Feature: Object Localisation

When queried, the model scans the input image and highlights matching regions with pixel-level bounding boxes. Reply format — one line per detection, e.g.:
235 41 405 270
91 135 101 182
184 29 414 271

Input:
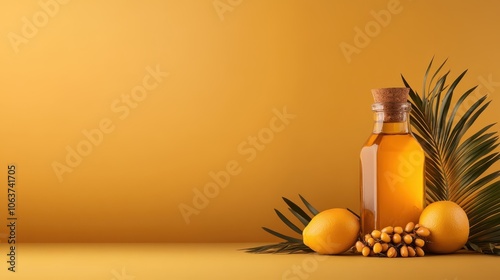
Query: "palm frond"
243 195 319 254
282 197 312 223
402 59 500 255
299 194 319 216
241 242 313 254
274 209 302 235
262 227 303 243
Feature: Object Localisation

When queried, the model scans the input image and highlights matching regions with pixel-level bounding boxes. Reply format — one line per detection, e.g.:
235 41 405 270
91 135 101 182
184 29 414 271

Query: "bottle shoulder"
361 133 423 152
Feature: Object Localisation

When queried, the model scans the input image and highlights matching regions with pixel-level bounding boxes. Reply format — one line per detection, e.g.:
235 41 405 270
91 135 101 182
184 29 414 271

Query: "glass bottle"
360 88 425 234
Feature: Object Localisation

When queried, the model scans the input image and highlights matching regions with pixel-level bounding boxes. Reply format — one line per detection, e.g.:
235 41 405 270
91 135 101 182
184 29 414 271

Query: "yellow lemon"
302 208 360 254
418 201 469 254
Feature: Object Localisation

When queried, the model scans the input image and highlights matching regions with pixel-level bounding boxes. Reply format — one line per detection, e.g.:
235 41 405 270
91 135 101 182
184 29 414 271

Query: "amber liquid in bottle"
360 102 425 234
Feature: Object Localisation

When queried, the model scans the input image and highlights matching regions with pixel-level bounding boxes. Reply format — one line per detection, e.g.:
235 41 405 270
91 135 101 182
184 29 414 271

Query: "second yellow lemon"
419 201 469 254
303 208 360 254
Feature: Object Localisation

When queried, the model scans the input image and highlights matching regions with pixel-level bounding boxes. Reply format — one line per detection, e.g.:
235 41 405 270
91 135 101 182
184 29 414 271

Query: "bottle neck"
372 103 411 134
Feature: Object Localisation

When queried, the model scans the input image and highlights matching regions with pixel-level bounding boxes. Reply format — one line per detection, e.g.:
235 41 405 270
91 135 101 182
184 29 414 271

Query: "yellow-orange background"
0 0 499 243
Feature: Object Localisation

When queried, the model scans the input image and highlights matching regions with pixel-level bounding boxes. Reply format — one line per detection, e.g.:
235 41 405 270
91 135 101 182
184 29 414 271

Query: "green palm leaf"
402 59 500 255
242 195 318 254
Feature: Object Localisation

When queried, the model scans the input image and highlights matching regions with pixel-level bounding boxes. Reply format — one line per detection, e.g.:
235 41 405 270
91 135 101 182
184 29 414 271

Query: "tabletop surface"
0 243 498 280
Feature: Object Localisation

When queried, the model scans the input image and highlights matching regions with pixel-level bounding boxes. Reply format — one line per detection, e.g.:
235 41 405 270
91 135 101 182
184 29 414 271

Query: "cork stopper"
371 87 410 122
371 87 409 103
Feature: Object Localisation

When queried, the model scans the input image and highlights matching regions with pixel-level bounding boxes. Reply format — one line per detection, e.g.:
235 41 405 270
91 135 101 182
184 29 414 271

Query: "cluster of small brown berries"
355 222 430 258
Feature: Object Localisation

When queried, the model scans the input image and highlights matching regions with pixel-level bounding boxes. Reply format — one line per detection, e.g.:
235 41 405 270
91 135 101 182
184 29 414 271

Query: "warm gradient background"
0 0 499 243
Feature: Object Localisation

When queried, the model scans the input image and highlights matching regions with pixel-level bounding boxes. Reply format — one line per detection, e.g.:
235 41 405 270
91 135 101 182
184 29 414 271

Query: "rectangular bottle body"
360 133 425 233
